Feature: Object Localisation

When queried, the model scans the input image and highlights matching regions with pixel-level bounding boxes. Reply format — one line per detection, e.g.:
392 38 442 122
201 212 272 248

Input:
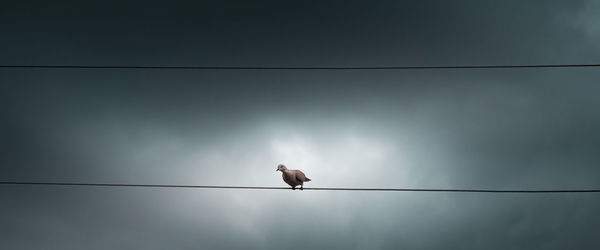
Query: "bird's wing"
295 170 309 182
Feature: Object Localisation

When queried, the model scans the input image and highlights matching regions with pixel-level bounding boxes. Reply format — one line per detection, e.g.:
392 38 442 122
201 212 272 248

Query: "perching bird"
276 164 311 190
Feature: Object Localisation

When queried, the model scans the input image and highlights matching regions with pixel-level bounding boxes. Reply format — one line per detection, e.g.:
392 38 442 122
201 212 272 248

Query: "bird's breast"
282 171 300 186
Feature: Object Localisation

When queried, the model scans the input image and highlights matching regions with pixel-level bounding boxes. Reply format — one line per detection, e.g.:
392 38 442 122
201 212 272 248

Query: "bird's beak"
275 169 279 172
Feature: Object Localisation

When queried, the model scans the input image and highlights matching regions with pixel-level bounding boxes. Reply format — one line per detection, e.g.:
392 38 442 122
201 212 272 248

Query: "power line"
1 181 598 193
1 63 600 70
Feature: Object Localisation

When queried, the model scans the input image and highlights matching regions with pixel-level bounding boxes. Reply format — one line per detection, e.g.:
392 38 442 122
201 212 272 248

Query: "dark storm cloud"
0 0 595 65
2 1 600 249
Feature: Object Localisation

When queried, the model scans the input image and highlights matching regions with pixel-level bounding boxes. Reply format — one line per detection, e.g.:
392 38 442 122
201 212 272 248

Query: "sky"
1 0 600 249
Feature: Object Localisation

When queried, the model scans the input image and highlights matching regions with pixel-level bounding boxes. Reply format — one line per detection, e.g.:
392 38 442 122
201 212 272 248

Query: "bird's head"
276 164 288 172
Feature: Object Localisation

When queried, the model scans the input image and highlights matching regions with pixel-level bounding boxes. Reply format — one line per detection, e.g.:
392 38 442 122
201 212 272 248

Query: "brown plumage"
276 164 311 190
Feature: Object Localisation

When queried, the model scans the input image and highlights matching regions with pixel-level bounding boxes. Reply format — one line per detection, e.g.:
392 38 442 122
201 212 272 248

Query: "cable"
1 63 600 70
1 181 598 193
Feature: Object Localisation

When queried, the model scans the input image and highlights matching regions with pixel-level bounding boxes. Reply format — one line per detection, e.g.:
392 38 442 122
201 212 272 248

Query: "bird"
276 164 311 190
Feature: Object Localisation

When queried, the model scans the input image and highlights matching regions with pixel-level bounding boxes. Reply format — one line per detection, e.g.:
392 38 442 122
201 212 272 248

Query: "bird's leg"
300 184 303 190
292 186 295 190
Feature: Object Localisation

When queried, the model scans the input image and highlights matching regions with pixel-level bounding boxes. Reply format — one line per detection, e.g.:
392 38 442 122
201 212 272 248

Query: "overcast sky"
2 1 600 249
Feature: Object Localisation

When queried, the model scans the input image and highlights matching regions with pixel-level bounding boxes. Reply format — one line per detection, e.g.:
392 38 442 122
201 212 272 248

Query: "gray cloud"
2 1 600 249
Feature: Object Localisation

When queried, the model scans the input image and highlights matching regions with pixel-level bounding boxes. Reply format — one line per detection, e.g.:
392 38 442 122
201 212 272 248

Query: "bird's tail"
305 178 311 182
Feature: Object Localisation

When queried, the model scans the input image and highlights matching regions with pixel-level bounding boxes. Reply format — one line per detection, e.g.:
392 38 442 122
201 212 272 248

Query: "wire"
1 63 600 70
1 181 598 193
